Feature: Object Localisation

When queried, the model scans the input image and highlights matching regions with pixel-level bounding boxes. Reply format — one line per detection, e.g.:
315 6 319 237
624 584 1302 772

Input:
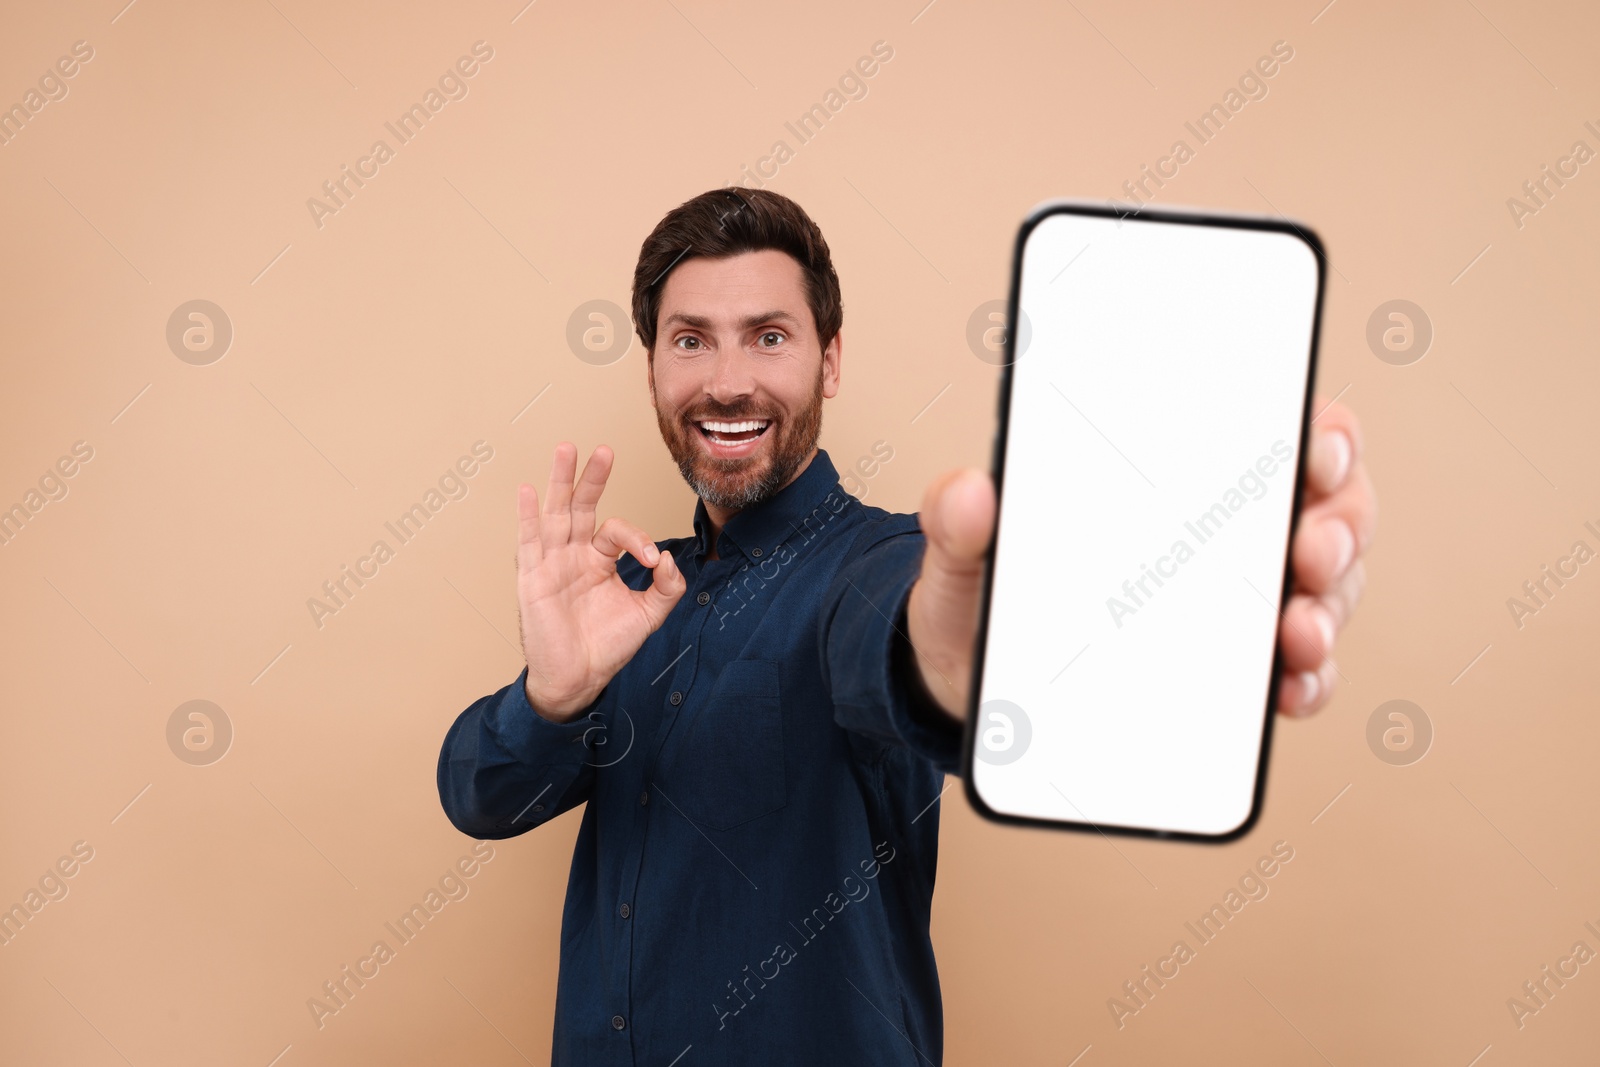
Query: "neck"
701 447 818 557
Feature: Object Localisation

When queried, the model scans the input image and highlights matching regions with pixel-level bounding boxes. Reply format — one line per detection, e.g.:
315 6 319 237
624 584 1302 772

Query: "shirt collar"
692 449 843 564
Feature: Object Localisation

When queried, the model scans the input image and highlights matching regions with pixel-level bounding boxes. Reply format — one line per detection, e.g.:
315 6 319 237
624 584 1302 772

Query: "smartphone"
963 200 1325 842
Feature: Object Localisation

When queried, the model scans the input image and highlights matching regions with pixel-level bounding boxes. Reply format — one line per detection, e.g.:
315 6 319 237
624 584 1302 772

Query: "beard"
655 367 824 511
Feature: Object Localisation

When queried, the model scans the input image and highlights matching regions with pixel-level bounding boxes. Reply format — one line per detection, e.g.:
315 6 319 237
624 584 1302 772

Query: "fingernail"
1312 602 1337 657
1327 519 1355 578
1295 670 1320 708
1323 430 1352 489
646 545 660 564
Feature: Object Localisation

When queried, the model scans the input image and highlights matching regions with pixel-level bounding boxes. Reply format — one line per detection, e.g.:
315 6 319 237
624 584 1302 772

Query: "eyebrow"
662 309 803 332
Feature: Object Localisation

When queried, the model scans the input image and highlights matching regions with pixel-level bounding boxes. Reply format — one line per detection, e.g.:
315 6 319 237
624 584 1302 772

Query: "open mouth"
694 418 771 449
694 419 774 457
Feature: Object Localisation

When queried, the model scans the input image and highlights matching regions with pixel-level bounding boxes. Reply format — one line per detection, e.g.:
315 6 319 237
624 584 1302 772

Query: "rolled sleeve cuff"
437 667 610 837
483 666 605 765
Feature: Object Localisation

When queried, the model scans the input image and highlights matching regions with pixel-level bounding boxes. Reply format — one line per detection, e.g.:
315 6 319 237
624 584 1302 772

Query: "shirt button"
639 790 649 806
669 691 683 706
611 1014 626 1031
532 804 545 813
696 591 710 605
751 547 763 557
619 902 631 919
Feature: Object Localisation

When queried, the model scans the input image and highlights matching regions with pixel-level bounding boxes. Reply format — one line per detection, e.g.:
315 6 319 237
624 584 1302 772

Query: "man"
436 188 1375 1064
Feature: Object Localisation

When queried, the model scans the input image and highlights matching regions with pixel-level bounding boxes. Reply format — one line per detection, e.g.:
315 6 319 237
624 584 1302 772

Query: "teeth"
697 419 769 434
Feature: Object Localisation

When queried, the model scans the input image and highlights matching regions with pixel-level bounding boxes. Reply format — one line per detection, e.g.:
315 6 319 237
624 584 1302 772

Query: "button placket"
612 585 717 1049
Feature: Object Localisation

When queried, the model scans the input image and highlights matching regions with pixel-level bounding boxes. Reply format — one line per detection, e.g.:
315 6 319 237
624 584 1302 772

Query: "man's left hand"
905 396 1377 721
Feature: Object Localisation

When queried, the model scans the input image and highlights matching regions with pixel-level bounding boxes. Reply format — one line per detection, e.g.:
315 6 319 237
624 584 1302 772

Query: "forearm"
821 524 965 775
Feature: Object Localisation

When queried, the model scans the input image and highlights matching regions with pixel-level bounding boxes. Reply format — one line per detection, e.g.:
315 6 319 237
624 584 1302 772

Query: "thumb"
637 547 686 626
920 467 996 575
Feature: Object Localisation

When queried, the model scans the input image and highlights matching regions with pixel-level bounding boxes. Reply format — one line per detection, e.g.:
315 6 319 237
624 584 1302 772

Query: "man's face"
648 249 841 510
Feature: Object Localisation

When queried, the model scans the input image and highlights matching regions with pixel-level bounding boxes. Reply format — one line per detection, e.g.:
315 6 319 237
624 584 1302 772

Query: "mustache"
686 409 775 423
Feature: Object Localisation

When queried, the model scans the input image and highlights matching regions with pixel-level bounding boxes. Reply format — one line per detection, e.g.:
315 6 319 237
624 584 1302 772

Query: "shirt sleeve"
436 666 607 839
819 518 967 776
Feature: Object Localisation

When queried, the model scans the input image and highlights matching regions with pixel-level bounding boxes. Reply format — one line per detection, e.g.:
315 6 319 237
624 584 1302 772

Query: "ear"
822 329 842 399
646 349 655 406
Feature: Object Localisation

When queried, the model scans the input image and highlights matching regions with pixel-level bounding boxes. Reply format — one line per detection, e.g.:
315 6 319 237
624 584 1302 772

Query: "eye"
675 335 703 351
758 330 785 347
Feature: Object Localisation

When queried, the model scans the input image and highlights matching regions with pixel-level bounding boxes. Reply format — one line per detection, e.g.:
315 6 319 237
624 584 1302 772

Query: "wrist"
893 612 965 728
523 677 589 724
903 581 967 724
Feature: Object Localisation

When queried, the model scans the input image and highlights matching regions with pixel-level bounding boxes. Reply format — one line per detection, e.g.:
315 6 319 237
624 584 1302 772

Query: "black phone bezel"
959 199 1328 845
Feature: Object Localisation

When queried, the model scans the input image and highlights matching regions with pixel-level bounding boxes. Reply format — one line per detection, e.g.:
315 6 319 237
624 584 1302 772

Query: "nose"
705 346 756 409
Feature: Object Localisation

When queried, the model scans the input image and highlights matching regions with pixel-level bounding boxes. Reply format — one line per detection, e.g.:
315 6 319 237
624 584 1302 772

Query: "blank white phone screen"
973 209 1319 837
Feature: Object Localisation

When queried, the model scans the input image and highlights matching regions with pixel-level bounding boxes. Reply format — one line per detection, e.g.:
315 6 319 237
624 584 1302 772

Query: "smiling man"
436 188 1375 1065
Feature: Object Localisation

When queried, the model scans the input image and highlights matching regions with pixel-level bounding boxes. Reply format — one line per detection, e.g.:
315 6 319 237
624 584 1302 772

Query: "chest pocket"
661 658 787 831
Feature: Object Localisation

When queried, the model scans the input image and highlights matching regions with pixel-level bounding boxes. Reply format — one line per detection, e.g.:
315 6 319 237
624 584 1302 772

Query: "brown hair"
631 187 842 358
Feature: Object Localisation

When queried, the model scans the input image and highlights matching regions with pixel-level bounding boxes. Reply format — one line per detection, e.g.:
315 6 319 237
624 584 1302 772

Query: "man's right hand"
517 442 686 721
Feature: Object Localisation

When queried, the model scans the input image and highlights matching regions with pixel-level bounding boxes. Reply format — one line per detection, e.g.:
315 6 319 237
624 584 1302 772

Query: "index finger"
1305 398 1364 500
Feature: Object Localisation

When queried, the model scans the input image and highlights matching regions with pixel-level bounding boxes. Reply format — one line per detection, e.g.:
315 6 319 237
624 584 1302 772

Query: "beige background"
2 0 1597 1063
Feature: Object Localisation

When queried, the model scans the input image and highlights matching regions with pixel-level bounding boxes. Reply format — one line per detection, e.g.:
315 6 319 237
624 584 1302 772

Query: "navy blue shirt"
437 448 965 1065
